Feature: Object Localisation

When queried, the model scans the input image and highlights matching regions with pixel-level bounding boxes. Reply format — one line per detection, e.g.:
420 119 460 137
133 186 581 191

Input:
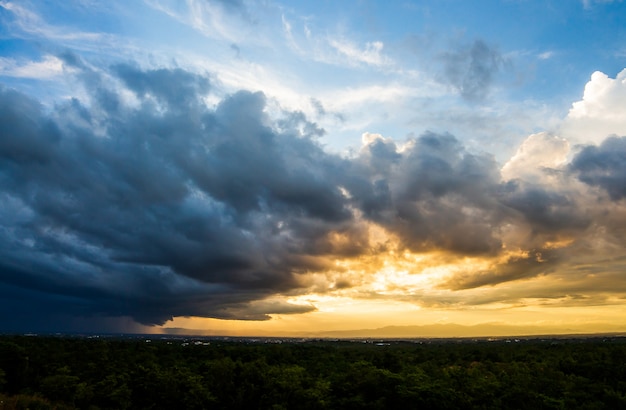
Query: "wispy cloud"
328 37 393 68
0 55 67 79
144 0 256 44
582 0 624 9
0 1 105 42
537 51 554 60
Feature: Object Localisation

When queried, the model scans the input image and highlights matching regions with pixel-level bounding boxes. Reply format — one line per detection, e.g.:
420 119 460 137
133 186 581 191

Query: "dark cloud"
440 39 506 101
499 180 591 234
570 136 626 200
210 0 254 22
309 97 345 122
347 132 505 255
1 60 625 332
442 247 562 290
113 63 210 110
310 98 326 117
0 64 352 328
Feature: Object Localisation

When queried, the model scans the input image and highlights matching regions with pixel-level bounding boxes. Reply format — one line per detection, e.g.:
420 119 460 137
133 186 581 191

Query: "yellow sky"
161 223 626 337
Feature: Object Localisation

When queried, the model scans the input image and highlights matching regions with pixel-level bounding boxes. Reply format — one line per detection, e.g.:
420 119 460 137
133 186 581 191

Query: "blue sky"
3 0 625 157
1 1 626 335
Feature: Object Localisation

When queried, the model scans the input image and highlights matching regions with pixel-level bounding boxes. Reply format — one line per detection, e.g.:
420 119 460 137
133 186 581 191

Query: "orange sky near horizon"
3 1 626 336
159 220 626 338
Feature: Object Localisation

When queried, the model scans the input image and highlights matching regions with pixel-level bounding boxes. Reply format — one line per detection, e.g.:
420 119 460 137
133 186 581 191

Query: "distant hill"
162 322 626 339
312 323 622 338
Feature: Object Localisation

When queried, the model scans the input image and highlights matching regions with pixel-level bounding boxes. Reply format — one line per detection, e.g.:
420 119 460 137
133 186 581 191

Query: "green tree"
39 366 80 405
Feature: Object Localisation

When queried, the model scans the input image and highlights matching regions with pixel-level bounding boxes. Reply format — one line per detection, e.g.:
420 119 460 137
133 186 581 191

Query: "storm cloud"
570 136 626 200
1 60 626 331
0 62 352 327
347 132 505 255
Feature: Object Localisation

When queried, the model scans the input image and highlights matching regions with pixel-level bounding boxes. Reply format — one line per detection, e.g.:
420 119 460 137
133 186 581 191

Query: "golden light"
160 222 626 337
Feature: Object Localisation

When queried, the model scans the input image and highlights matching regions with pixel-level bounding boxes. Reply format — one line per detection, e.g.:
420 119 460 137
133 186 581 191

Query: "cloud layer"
2 56 626 331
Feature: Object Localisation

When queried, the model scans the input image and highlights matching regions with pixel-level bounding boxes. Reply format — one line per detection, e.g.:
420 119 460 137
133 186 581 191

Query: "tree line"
0 335 625 409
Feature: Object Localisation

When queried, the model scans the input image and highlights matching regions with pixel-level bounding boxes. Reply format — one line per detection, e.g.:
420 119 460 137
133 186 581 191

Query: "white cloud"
503 68 626 183
144 0 266 46
561 69 626 144
537 51 554 60
0 1 104 41
279 19 394 70
582 0 623 9
501 132 570 182
328 38 392 68
0 56 68 79
281 14 301 52
326 83 410 108
317 83 414 134
145 0 233 41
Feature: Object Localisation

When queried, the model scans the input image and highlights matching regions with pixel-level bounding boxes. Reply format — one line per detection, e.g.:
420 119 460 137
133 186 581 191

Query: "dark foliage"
0 335 625 409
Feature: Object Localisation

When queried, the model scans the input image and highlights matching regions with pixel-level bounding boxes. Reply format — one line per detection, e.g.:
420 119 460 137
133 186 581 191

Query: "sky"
1 0 626 337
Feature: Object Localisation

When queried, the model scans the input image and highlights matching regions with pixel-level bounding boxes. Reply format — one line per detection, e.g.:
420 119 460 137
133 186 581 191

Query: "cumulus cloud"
570 136 626 200
347 132 505 255
501 132 570 182
2 57 626 331
441 247 562 290
0 61 353 328
561 69 626 144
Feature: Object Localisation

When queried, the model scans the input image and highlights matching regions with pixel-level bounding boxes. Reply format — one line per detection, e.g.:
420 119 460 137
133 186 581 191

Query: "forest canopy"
0 335 625 409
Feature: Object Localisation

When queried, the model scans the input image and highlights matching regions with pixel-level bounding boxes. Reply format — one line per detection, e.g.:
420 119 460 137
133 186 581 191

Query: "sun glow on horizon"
2 0 626 336
161 237 626 337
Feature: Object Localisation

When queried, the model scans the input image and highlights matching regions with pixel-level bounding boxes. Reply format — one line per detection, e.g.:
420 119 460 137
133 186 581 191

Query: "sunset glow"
1 0 626 337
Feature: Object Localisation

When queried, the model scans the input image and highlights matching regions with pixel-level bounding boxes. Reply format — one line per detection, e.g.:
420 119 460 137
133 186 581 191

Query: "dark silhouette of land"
1 333 626 409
